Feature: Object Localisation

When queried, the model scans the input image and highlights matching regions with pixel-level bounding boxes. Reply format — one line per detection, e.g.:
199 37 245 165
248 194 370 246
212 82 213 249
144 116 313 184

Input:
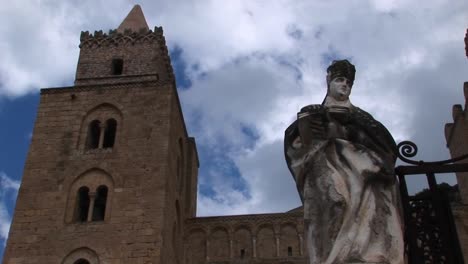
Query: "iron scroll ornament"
397 140 468 165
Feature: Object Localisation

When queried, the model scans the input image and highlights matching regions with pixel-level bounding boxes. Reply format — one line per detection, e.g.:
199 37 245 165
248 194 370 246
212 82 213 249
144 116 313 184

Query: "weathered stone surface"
284 60 404 264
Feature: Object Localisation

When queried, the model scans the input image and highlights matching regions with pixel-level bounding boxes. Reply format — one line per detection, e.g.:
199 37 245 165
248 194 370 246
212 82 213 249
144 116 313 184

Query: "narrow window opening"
103 119 117 148
86 120 101 149
111 58 124 75
74 259 90 264
288 246 293 256
75 187 90 222
92 185 108 221
240 249 245 259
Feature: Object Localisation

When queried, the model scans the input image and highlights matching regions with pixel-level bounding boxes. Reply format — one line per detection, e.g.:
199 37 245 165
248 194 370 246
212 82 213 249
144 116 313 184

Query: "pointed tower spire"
117 5 149 33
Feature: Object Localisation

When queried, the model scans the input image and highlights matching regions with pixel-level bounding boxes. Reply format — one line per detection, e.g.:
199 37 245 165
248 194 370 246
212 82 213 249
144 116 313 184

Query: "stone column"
298 233 304 256
252 236 257 258
98 123 106 148
206 240 210 261
275 234 280 257
87 192 96 222
229 239 233 259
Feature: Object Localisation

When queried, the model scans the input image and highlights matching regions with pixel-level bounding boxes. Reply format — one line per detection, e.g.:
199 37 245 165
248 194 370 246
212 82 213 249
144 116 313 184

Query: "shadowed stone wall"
445 82 468 264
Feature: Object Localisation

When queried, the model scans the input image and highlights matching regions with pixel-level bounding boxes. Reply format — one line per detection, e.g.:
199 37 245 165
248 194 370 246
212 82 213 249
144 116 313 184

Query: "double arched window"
67 169 114 224
85 119 117 150
75 185 109 222
80 103 122 152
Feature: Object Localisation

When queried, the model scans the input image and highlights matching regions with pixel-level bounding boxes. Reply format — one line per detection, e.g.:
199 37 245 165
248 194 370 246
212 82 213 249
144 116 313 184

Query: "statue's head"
326 60 356 101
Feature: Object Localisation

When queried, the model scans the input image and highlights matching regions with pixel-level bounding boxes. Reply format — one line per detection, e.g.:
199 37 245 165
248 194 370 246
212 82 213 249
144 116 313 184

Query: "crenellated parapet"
75 25 175 86
79 27 164 49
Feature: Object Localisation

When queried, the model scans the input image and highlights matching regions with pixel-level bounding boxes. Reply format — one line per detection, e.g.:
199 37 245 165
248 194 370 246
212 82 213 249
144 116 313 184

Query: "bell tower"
3 5 198 264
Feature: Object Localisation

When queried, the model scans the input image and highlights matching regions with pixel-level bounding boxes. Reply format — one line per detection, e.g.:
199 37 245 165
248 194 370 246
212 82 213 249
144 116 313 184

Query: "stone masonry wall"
3 81 183 263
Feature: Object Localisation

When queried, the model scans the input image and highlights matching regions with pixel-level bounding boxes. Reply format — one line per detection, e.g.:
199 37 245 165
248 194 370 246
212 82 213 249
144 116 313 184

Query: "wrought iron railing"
396 141 466 264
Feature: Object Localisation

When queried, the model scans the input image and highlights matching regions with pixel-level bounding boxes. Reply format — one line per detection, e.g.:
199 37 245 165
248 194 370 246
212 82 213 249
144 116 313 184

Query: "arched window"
103 119 117 148
66 169 114 224
74 259 90 264
75 187 90 222
92 185 108 221
86 120 101 149
80 103 122 151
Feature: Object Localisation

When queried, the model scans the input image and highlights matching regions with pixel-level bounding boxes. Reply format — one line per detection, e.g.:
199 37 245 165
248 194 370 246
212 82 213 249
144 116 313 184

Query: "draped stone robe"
284 103 404 264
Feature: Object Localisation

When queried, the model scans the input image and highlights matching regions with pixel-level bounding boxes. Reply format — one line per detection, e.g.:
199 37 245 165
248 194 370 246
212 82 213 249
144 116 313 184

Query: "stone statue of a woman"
284 60 404 264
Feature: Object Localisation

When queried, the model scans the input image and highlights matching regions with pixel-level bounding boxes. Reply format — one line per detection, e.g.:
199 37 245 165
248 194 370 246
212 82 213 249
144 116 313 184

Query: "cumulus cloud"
1 0 467 217
0 0 134 96
177 0 468 214
0 172 20 242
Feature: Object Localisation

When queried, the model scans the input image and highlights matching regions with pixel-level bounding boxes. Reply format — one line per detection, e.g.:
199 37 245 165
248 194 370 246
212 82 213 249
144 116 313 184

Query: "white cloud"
1 0 467 217
0 172 20 242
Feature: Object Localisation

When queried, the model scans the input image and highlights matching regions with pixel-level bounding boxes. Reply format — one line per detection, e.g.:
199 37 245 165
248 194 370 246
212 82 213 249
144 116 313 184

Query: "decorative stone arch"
185 225 208 239
62 247 99 264
209 225 230 238
233 225 252 259
233 223 252 234
254 222 275 237
279 222 300 257
78 103 123 151
185 228 207 264
72 165 122 188
65 168 114 223
208 226 230 260
256 223 276 258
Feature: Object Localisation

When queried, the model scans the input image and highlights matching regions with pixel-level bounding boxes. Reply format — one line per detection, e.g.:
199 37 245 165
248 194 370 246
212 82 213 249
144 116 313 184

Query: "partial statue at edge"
284 60 404 264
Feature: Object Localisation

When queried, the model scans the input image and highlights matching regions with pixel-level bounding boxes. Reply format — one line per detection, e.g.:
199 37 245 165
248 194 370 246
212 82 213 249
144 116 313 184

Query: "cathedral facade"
2 6 306 264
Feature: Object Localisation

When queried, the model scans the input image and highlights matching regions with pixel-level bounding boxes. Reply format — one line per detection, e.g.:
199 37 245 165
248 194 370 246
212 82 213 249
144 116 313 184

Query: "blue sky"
1 0 468 260
0 93 38 257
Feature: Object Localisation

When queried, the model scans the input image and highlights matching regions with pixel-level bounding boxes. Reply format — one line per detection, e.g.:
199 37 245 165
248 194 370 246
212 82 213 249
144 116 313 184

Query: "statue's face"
329 76 352 101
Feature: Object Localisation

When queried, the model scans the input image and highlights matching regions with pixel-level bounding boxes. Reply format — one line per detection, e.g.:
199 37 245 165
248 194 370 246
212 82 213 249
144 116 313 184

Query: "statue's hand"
309 118 326 138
